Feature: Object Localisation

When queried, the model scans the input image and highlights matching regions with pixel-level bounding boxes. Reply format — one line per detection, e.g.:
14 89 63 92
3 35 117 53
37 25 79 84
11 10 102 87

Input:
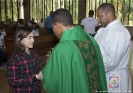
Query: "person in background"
45 11 54 34
32 22 39 36
94 3 132 93
0 26 6 36
38 18 44 28
8 19 14 27
0 26 7 68
7 26 43 93
15 19 20 26
28 18 35 27
17 19 26 27
81 10 98 37
42 8 107 93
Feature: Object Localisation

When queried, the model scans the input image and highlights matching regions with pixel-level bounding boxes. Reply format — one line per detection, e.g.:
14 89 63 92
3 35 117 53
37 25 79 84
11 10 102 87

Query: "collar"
106 20 121 28
60 26 86 41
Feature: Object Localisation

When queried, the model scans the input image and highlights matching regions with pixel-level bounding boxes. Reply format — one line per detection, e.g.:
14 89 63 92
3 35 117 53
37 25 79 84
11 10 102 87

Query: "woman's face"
21 32 34 51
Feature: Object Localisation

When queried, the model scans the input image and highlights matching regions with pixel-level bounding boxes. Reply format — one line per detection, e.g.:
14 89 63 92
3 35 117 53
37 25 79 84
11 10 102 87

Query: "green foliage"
0 0 133 25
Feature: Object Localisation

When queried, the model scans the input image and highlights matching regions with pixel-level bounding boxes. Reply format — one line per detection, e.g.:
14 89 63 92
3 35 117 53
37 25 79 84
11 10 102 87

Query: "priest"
42 8 108 93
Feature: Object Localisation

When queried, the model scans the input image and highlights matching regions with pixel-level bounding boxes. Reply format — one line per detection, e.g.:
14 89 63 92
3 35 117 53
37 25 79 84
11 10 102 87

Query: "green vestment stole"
42 26 108 93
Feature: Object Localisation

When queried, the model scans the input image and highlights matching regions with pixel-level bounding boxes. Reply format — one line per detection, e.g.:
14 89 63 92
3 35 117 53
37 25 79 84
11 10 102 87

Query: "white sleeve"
103 32 129 72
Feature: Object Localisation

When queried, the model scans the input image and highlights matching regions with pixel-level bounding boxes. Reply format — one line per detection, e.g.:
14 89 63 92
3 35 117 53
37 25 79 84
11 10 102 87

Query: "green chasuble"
42 26 108 93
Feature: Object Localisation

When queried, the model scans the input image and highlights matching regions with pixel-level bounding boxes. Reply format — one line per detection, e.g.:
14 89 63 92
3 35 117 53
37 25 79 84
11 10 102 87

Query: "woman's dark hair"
11 26 32 58
51 8 73 26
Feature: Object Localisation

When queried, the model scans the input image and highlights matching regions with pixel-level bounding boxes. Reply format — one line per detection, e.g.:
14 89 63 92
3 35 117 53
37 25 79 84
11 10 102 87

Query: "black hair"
51 8 73 26
89 10 94 15
98 3 115 17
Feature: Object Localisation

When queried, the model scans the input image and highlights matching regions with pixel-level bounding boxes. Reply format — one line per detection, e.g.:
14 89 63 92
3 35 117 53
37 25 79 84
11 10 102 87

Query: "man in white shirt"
94 3 132 93
81 10 98 37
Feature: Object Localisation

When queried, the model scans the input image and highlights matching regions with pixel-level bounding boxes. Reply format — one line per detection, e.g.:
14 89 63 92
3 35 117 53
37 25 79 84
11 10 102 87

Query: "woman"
7 26 43 93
